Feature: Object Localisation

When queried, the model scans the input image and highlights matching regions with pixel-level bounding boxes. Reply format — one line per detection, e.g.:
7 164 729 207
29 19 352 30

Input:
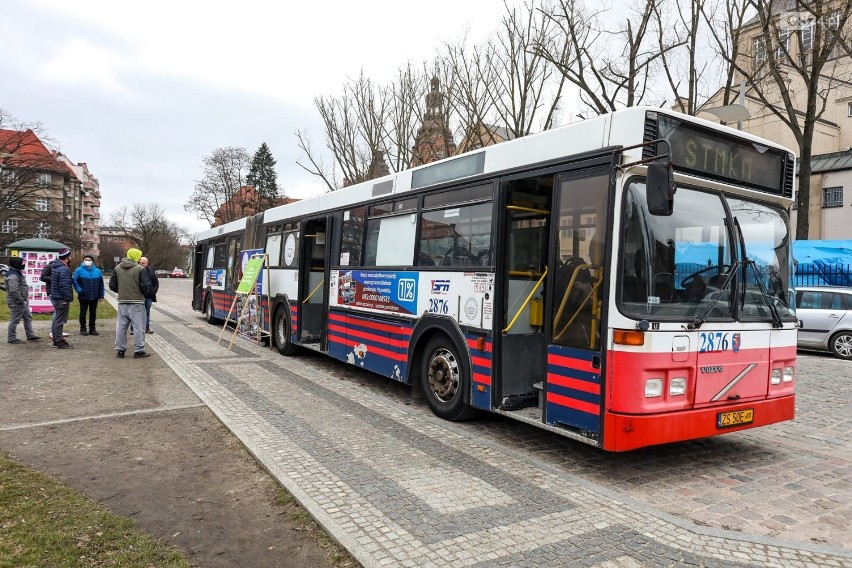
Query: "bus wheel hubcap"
428 348 459 402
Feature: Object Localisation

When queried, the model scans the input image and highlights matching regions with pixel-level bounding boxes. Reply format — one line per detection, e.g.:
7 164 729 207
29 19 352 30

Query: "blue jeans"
144 297 153 330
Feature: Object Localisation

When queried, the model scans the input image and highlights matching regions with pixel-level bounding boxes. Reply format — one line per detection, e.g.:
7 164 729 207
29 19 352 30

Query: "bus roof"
199 107 794 240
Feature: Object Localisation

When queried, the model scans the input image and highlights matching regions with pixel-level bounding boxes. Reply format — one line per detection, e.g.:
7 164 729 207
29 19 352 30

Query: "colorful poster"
337 270 419 314
205 269 226 290
237 249 265 294
13 250 56 313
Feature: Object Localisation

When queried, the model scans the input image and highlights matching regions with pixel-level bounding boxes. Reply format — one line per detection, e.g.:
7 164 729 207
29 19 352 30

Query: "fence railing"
795 263 852 287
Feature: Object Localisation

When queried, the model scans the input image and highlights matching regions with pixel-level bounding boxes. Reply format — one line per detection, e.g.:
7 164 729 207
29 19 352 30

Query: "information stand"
218 253 271 351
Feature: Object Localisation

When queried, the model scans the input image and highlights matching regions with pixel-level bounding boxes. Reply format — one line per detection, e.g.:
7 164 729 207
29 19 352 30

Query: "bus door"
299 216 333 350
192 243 204 310
545 170 612 436
497 174 553 410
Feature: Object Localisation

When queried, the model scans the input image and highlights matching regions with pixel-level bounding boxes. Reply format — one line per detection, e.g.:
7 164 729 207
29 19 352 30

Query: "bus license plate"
717 409 754 428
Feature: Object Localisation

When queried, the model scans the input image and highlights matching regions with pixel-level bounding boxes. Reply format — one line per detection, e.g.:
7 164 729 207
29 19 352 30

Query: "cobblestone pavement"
151 281 852 567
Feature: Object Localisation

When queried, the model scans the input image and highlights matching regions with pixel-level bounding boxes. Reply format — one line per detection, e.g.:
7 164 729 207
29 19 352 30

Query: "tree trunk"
796 145 812 240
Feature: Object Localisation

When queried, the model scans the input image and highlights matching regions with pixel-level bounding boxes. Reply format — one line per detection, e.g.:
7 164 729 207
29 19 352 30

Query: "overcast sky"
1 0 506 234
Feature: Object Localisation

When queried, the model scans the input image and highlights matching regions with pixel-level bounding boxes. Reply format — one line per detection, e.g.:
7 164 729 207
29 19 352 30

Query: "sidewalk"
0 311 354 567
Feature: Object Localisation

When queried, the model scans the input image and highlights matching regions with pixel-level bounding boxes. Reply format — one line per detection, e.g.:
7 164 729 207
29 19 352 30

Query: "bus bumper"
602 395 795 452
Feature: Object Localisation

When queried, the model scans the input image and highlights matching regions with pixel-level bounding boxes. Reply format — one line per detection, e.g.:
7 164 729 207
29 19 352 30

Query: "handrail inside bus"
552 269 603 348
508 270 545 278
506 205 550 215
502 266 547 333
303 278 325 304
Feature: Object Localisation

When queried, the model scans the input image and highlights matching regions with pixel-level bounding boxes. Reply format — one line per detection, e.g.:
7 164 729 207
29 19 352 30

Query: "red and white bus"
193 107 797 451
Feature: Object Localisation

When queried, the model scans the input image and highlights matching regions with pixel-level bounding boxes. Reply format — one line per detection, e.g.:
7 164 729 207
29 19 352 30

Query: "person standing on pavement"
72 254 105 336
109 247 151 358
139 256 159 334
48 247 74 349
5 256 41 344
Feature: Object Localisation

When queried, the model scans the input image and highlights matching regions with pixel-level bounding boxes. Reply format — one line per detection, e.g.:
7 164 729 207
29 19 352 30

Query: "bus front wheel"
421 336 476 421
274 306 299 356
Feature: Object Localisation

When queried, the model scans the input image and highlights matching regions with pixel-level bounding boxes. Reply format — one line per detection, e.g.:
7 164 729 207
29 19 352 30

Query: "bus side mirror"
646 161 675 216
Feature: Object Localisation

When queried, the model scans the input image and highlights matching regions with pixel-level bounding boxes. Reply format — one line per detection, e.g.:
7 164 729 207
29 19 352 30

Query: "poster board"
11 250 56 313
218 252 271 350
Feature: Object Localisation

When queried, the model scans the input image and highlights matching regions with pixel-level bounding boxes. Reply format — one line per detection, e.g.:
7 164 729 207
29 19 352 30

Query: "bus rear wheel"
274 305 299 356
421 336 476 421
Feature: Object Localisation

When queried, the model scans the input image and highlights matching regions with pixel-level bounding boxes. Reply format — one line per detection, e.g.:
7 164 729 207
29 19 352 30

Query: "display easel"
218 253 271 351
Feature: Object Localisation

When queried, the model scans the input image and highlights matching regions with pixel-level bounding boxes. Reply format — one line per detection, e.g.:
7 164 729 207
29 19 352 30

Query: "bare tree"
717 0 852 239
701 0 752 109
111 203 187 270
488 1 567 135
184 146 251 226
535 0 667 117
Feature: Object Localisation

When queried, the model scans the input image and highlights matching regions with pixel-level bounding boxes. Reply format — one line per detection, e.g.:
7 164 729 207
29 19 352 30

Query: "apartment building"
0 129 96 257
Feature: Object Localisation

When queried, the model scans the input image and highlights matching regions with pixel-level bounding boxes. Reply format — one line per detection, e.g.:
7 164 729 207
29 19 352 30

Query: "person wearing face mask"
72 254 105 336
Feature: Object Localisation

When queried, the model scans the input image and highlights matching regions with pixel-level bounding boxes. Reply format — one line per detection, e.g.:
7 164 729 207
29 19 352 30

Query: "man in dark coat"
139 256 159 334
5 256 40 343
48 247 74 349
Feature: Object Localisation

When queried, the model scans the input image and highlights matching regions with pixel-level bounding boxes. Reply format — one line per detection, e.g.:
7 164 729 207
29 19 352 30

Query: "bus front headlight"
669 377 687 396
645 378 663 398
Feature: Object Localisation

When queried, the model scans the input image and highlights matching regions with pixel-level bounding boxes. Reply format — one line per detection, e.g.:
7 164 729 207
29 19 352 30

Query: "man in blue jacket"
48 247 74 349
73 254 105 336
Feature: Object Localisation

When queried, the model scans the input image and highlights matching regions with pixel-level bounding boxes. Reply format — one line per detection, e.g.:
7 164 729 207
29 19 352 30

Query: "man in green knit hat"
109 247 151 358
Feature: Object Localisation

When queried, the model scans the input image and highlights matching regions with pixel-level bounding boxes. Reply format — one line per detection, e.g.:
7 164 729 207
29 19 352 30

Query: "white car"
796 286 852 359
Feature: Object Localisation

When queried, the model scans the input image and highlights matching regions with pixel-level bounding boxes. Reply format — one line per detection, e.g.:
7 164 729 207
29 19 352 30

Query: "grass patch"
0 290 117 321
0 452 190 567
275 488 359 567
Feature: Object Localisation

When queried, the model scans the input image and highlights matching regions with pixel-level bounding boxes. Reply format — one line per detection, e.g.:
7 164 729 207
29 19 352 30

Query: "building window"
1 219 18 234
36 197 50 211
1 169 17 185
848 102 852 117
776 29 790 59
754 37 767 64
823 186 843 208
801 21 814 52
36 222 51 238
37 172 51 186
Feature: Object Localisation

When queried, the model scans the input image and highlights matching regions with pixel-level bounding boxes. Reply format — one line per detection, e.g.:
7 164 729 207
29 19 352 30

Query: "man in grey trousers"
5 256 40 344
109 247 151 358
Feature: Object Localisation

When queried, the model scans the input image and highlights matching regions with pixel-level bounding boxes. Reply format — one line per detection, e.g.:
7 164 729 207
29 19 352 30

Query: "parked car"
170 268 187 278
154 269 170 278
0 263 8 290
796 286 852 359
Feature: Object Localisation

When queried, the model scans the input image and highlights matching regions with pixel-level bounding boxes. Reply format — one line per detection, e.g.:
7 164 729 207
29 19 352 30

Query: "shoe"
89 330 100 336
8 338 23 344
116 350 125 358
55 341 74 349
133 351 150 358
27 336 41 341
81 329 89 336
145 329 153 334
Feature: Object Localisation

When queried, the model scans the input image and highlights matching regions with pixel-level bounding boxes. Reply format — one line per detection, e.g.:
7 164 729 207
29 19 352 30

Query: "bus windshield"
619 180 796 322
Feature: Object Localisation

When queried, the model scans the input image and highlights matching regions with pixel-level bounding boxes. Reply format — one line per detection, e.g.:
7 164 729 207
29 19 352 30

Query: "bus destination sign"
654 114 788 194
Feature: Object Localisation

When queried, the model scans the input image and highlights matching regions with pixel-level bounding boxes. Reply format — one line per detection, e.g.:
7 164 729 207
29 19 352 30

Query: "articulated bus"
193 107 797 451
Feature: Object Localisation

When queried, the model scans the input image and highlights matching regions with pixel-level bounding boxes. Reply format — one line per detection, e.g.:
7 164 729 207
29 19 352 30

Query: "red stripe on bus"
547 391 600 415
473 372 491 385
327 333 407 362
329 312 413 336
547 373 600 395
327 323 406 349
471 355 492 369
548 353 597 374
466 338 493 352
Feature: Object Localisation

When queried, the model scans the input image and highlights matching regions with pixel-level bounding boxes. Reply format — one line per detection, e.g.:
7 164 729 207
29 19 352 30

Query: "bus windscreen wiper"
686 260 739 330
744 258 784 329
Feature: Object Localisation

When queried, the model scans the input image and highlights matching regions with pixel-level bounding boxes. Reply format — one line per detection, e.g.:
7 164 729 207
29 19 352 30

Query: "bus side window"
341 207 366 266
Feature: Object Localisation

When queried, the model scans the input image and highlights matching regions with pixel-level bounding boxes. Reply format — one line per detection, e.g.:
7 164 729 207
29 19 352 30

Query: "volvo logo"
700 366 723 374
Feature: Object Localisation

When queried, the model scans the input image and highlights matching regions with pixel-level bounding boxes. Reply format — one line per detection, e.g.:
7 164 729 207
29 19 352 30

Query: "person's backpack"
40 261 53 295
